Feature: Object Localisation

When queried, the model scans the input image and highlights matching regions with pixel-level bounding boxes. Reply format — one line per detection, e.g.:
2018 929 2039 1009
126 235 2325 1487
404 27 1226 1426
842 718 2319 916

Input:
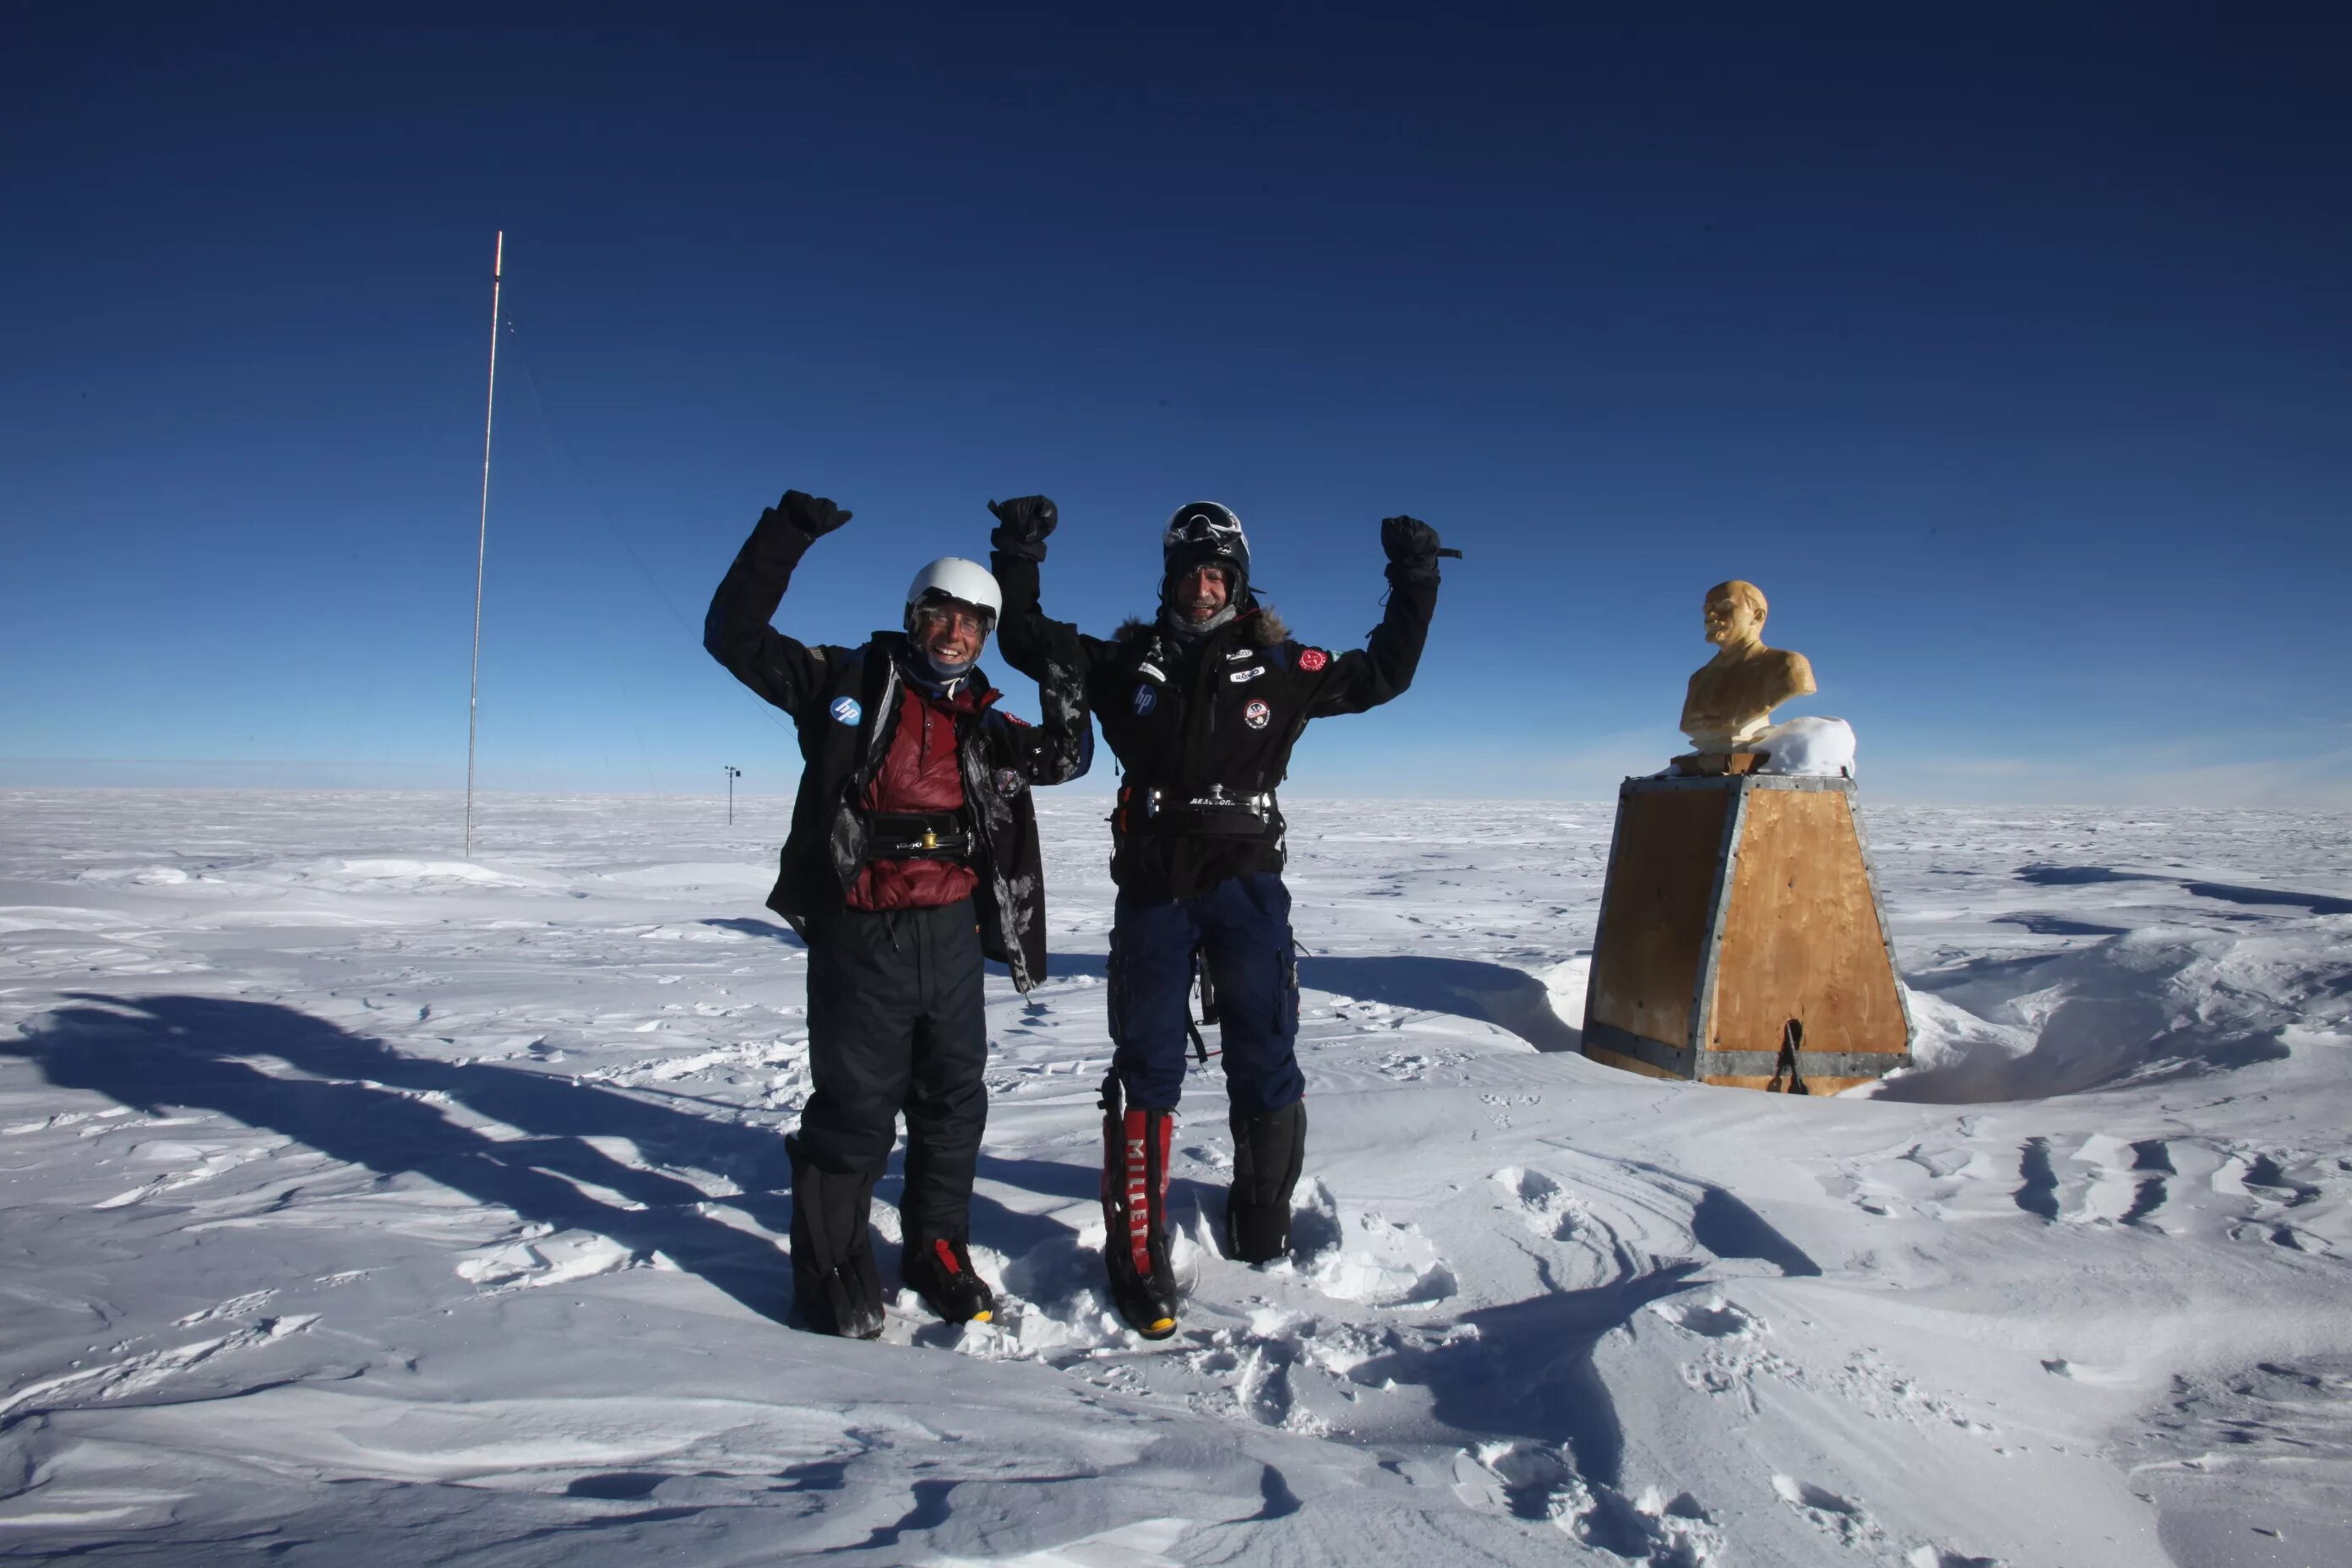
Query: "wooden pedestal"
1582 774 1912 1094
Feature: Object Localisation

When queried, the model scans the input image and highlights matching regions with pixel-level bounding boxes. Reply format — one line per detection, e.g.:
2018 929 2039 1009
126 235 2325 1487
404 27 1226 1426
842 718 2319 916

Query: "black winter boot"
787 1135 885 1339
1226 1100 1306 1264
1100 1075 1180 1339
902 1233 996 1325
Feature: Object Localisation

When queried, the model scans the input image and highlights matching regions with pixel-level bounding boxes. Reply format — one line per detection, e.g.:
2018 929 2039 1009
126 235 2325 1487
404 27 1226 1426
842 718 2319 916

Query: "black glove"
766 489 852 538
987 495 1059 560
1380 514 1442 584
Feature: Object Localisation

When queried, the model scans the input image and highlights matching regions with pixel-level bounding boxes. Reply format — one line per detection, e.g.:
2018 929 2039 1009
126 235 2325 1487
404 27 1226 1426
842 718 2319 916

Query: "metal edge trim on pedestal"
1696 1048 1908 1078
1579 782 1637 1045
1583 1020 1696 1078
1628 773 1853 795
1685 776 1754 1056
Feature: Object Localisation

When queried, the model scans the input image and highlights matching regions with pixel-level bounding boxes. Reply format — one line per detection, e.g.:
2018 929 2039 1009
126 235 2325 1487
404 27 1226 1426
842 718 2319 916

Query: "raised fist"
988 495 1059 560
1380 514 1440 566
769 489 852 537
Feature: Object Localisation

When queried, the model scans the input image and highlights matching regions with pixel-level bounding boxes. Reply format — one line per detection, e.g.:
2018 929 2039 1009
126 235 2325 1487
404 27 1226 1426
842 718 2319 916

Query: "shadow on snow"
1040 951 1583 1054
8 994 813 1325
2014 863 2352 917
7 994 1143 1334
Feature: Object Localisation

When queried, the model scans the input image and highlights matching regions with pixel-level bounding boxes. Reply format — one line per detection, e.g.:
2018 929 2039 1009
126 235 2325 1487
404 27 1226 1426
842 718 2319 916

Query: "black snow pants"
798 897 988 1242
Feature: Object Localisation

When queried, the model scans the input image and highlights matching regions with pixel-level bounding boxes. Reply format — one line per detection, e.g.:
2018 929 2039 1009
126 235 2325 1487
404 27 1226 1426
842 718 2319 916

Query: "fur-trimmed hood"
1114 604 1291 651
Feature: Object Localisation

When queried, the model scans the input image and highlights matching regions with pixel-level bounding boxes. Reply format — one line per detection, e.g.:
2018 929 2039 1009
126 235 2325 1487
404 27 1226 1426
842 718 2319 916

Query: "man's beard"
1163 601 1239 638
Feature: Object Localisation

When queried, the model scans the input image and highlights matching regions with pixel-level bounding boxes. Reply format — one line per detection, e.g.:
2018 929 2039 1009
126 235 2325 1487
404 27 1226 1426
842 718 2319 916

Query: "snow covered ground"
2 789 2348 1566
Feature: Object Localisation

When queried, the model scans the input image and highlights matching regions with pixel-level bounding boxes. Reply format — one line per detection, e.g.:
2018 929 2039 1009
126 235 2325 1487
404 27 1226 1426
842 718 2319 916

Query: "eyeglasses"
916 604 992 638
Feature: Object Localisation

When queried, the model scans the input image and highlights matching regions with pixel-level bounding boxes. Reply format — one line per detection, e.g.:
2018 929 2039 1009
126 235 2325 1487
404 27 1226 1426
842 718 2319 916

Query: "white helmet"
903 557 1002 634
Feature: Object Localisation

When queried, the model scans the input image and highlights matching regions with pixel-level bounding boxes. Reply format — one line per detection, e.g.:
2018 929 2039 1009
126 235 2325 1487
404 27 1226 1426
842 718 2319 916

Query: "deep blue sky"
4 6 2345 807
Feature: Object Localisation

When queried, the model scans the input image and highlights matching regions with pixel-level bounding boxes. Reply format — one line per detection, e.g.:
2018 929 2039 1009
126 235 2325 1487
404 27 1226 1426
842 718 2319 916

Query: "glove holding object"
1380 514 1443 585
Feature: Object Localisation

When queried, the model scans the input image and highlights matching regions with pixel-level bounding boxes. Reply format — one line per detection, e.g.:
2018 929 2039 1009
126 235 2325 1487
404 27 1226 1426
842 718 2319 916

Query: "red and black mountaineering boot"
1100 1075 1180 1339
902 1233 996 1325
787 1136 886 1340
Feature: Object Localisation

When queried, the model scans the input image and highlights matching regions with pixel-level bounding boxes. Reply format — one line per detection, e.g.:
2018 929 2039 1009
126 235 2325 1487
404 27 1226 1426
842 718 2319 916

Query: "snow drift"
0 792 2347 1566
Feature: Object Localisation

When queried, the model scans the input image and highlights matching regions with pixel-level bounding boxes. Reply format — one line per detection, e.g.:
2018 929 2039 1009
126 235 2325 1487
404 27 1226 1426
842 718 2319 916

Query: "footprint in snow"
1289 1179 1454 1305
1452 1444 1725 1565
1650 1296 1760 1340
1824 1141 1984 1217
1772 1476 1886 1550
2214 1146 2340 1254
1490 1165 1579 1240
2024 1132 2146 1225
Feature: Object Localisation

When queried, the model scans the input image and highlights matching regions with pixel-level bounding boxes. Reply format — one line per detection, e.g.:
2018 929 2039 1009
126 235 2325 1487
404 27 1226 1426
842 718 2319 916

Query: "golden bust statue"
1679 580 1816 752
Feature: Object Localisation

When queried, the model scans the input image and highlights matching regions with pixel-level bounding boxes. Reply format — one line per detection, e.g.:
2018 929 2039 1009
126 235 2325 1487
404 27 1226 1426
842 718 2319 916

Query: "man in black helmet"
986 496 1442 1337
704 488 1092 1339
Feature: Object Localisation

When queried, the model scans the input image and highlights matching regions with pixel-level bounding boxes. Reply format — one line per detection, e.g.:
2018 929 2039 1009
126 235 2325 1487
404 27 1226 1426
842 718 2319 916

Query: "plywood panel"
1585 1041 1686 1082
1707 789 1908 1059
1587 788 1732 1052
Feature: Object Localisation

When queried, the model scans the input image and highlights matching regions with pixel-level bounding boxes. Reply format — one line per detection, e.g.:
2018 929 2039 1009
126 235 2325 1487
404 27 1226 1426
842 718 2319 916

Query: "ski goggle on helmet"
903 558 1001 636
1162 502 1250 602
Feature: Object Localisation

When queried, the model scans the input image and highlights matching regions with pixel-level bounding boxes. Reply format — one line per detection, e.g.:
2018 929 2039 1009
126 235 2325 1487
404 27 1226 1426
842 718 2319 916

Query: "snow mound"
1755 716 1856 776
1878 928 2343 1102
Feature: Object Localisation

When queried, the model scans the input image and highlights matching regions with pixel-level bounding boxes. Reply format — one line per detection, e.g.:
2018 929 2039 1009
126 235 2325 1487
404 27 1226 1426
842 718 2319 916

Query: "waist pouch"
1115 787 1278 840
862 808 973 860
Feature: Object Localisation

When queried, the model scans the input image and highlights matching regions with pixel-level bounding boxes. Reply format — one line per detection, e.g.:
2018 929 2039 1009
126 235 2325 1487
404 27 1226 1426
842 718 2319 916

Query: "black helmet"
1162 501 1250 610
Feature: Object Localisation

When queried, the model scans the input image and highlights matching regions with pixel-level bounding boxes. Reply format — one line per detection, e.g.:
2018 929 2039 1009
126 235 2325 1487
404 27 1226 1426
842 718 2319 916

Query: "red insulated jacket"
844 680 982 911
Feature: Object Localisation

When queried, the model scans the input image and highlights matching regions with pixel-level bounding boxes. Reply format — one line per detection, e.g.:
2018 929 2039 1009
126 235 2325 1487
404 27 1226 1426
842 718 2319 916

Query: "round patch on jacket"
830 696 862 726
1133 684 1157 716
1244 698 1271 730
1298 647 1330 672
995 766 1026 798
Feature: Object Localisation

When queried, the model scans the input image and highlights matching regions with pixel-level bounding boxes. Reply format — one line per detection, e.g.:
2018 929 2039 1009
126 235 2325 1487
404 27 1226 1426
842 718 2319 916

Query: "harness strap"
1188 952 1220 1064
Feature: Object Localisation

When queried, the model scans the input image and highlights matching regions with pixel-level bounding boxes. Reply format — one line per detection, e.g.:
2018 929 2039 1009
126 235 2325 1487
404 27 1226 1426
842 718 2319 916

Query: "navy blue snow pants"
1109 872 1304 1114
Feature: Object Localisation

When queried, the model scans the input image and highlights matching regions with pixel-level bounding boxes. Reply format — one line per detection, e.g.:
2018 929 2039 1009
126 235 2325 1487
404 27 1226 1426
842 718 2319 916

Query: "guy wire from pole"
466 231 504 858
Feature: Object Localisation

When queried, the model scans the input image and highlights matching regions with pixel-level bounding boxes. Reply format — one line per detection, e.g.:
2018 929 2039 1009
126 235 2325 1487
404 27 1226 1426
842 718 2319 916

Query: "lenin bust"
1679 580 1816 753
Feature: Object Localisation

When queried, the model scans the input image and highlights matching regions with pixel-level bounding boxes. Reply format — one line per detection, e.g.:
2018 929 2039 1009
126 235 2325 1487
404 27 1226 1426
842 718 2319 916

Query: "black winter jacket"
991 546 1436 900
705 512 1091 990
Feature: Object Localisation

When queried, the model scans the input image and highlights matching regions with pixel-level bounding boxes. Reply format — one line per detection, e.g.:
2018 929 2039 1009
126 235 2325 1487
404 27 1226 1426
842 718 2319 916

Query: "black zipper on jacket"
1178 626 1233 794
847 645 905 798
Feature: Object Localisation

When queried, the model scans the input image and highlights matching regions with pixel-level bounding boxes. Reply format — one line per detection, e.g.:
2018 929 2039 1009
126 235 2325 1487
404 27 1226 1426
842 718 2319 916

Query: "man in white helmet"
705 488 1091 1338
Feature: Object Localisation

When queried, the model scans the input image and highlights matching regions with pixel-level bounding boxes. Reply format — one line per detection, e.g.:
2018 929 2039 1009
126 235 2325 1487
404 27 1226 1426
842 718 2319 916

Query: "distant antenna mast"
465 231 504 858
